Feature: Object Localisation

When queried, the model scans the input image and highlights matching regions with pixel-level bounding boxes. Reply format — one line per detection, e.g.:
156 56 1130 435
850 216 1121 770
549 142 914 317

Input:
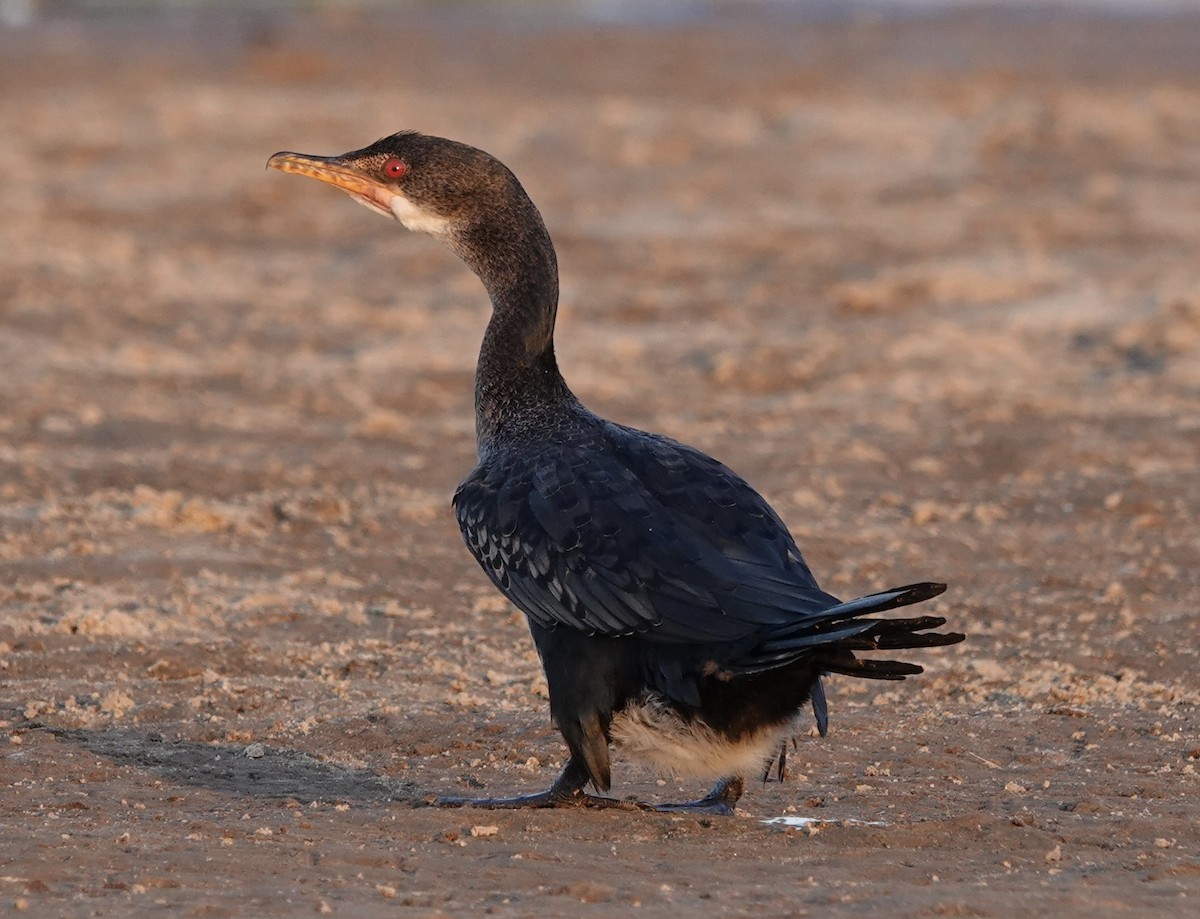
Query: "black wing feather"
454 421 842 648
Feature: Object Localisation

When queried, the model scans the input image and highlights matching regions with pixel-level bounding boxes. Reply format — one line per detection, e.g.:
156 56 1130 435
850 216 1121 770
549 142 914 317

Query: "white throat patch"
389 195 453 237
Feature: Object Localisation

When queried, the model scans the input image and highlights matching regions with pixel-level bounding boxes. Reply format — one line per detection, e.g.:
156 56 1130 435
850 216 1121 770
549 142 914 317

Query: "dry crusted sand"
1 8 1198 918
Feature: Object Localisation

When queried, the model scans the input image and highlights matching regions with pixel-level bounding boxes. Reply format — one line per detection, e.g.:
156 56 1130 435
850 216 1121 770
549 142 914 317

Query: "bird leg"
433 760 744 815
761 737 799 783
433 757 633 810
649 775 744 816
761 740 787 783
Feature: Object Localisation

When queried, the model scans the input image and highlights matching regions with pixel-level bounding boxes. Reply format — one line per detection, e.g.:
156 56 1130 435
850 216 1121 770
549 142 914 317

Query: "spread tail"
733 582 964 676
758 582 962 782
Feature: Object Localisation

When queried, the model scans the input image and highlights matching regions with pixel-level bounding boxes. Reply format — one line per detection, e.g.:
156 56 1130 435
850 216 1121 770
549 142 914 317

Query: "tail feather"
810 676 829 737
757 582 961 781
838 616 965 651
803 581 947 623
732 581 963 676
820 657 924 680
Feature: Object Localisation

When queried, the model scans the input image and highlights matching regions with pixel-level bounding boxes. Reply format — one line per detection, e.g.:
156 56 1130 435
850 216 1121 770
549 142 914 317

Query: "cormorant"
268 133 964 814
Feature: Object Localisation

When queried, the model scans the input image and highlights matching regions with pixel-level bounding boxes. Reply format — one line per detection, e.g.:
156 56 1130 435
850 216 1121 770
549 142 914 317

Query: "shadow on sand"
22 719 415 804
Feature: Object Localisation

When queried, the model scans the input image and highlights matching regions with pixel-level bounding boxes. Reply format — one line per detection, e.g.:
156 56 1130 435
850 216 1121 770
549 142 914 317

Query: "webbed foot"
431 757 636 810
434 788 638 810
430 760 743 815
648 775 744 816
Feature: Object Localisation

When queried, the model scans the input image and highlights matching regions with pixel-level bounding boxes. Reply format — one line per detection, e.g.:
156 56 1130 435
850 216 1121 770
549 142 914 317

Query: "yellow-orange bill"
267 151 394 217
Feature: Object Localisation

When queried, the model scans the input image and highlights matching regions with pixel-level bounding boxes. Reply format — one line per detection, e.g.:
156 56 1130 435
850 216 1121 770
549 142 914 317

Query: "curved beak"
267 151 395 218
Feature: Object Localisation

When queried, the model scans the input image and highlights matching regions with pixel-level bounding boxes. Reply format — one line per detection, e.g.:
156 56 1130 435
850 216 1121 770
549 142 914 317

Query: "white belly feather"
610 694 795 779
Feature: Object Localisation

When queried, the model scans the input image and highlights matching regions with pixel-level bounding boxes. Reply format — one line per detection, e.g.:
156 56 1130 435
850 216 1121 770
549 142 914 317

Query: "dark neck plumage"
447 201 579 450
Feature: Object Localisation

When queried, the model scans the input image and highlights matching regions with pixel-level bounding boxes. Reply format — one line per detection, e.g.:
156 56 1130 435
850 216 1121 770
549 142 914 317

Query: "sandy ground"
1 6 1199 917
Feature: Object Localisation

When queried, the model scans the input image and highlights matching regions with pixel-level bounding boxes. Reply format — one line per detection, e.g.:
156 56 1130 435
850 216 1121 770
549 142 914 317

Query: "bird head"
267 131 525 240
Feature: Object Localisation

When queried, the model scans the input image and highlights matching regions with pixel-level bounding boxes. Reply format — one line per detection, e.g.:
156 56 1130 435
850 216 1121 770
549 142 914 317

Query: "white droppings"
762 816 889 829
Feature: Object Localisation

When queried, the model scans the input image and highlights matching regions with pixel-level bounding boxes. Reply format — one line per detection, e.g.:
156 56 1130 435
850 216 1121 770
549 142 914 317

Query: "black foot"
434 788 640 810
428 758 744 816
430 757 639 810
649 775 744 816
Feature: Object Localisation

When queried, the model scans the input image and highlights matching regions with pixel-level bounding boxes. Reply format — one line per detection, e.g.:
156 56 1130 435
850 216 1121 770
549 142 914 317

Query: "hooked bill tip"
265 151 365 188
266 151 308 172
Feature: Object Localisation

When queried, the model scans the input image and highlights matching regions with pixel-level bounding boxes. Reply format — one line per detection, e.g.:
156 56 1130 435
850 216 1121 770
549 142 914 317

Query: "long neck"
448 203 578 448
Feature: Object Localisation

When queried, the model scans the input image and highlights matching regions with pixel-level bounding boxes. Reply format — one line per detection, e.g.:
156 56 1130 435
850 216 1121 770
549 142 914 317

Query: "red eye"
383 158 406 179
